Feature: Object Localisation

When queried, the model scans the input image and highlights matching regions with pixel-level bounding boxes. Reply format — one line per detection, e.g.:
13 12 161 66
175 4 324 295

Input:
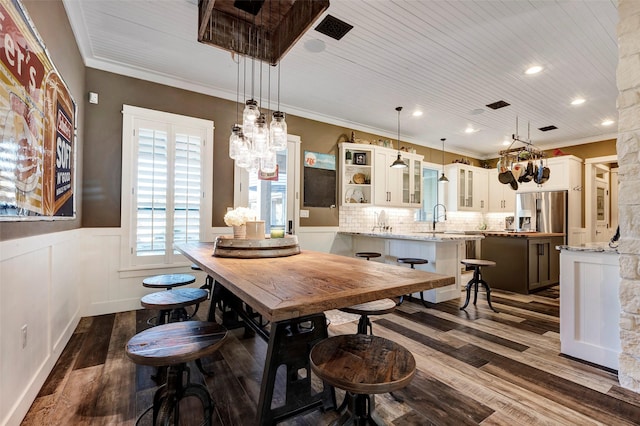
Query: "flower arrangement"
224 207 256 227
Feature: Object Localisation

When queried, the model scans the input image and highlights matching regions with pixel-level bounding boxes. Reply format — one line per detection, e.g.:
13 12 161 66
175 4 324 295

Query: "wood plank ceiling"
62 0 618 158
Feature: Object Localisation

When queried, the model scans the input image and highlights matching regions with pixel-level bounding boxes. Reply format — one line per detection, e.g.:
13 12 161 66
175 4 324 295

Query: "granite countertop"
483 231 566 238
338 231 484 242
557 243 619 253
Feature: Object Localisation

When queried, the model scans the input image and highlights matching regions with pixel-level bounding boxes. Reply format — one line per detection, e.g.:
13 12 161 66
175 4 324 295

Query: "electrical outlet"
21 324 27 348
300 210 309 218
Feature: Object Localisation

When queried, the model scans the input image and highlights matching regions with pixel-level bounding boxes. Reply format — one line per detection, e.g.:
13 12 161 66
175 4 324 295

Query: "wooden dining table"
175 242 455 425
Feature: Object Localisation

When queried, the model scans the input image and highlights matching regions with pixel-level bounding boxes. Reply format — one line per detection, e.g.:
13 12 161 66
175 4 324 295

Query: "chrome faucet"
433 203 447 231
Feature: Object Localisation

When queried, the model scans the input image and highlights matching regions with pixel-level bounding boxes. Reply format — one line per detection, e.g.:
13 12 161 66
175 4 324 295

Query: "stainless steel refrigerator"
515 190 567 240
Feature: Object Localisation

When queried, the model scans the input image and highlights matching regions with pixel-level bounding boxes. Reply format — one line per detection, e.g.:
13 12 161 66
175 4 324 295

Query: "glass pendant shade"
228 124 243 159
242 99 260 137
235 136 253 169
260 149 277 173
269 111 287 151
438 172 449 183
252 114 270 158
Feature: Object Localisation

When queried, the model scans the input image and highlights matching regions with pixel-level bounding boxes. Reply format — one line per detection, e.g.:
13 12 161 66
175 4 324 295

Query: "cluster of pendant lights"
228 28 287 173
228 95 287 173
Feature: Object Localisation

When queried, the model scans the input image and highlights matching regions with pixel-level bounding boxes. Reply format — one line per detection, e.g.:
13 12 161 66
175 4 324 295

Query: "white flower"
224 207 256 226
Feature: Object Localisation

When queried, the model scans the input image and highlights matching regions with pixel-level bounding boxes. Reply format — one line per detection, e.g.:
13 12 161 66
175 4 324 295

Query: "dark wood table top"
175 242 454 322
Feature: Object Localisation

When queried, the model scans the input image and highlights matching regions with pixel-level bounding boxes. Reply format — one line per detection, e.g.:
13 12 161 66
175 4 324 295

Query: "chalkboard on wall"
304 167 336 207
303 151 336 208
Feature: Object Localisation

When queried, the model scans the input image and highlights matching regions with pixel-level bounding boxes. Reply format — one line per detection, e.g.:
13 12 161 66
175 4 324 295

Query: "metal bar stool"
460 258 499 313
310 334 416 425
355 252 381 261
126 321 227 426
141 287 209 325
397 257 429 306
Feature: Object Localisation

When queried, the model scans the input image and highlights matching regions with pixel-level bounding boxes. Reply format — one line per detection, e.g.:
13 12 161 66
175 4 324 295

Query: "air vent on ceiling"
314 15 353 40
233 0 265 16
485 100 510 110
539 125 558 132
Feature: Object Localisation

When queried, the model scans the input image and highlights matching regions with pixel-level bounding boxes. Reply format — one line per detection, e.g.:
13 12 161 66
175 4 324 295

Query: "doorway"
585 155 618 243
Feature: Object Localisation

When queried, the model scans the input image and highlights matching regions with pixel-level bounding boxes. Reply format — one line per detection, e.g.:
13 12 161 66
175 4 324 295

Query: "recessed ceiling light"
412 110 423 117
525 65 543 75
502 140 510 146
571 98 585 105
465 127 477 134
601 119 615 126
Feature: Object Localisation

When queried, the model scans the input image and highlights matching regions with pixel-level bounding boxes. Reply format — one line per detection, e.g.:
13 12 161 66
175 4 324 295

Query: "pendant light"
438 137 449 183
390 106 408 169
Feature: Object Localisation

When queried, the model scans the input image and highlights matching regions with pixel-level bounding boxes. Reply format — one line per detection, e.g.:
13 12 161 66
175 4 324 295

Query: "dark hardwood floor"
22 285 640 425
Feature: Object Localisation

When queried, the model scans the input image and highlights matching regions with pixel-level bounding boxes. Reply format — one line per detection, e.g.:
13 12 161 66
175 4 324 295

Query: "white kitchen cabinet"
444 164 488 212
339 143 374 206
488 168 516 212
340 143 423 208
374 150 403 206
402 156 423 206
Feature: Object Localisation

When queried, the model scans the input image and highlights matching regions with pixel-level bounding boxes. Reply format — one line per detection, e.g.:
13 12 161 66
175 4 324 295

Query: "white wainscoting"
0 226 338 425
1 229 83 426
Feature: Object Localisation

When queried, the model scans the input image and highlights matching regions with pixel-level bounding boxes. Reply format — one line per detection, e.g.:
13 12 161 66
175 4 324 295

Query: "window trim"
120 105 214 269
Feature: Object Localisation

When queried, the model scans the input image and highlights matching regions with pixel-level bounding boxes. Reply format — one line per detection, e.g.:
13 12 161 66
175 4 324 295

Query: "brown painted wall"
0 0 85 241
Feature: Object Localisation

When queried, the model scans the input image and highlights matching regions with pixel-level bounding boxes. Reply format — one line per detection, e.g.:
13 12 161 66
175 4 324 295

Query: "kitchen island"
480 232 565 294
558 243 621 370
336 231 483 303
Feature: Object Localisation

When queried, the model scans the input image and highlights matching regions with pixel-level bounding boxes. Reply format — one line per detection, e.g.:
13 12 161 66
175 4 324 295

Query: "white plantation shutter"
136 127 169 256
122 106 213 267
172 133 202 250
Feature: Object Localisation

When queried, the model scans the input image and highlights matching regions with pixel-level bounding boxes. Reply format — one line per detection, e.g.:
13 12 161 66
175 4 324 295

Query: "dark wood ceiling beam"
198 0 329 65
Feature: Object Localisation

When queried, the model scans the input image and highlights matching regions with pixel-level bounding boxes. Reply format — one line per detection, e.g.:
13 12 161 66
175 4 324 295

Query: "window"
121 105 213 267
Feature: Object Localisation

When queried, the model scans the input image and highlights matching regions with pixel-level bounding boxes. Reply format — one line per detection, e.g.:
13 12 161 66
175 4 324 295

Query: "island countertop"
338 231 483 242
483 231 566 238
557 243 618 254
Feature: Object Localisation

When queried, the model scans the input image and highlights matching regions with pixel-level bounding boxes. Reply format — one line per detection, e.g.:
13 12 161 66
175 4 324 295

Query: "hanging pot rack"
498 118 546 161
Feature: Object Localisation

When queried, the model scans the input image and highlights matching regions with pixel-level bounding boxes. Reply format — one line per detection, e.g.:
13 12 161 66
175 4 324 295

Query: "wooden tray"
213 235 300 258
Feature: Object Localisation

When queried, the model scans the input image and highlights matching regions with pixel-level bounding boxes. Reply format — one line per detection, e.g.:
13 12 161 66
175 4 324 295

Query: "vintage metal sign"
0 0 76 220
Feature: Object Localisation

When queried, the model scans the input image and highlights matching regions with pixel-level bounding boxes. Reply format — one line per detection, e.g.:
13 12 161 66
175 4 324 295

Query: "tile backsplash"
339 206 512 233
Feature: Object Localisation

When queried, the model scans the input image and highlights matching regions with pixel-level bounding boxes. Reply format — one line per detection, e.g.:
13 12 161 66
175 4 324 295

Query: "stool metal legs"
460 266 498 313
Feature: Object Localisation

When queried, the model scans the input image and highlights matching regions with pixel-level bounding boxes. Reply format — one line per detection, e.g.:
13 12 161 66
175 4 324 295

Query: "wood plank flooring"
21 285 640 425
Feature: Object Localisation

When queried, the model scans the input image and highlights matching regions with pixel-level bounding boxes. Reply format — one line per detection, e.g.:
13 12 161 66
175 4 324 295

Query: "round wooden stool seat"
190 264 202 270
340 299 396 316
340 299 396 335
141 288 208 310
310 334 416 424
397 258 429 268
141 287 208 325
460 258 498 313
461 259 496 268
355 252 382 261
142 273 195 290
126 321 227 426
